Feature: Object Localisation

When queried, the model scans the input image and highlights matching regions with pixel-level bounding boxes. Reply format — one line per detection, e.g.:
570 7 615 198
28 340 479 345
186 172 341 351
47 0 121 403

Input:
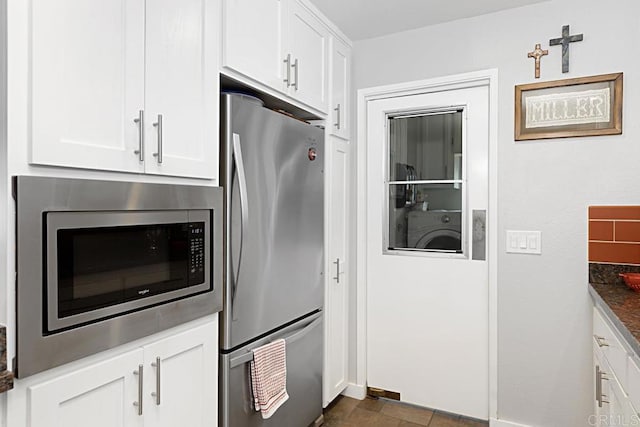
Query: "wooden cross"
549 25 583 73
527 44 548 79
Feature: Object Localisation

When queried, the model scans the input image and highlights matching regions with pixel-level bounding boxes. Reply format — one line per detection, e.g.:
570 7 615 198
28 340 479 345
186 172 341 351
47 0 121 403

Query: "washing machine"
407 210 462 251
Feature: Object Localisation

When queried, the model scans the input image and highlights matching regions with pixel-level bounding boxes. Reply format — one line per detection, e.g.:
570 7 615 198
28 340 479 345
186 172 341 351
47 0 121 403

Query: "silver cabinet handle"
133 110 144 161
284 54 291 88
334 104 341 129
594 335 609 347
596 365 611 407
292 58 299 91
333 258 340 283
152 114 163 164
231 133 248 318
133 364 143 415
151 357 161 405
596 365 602 407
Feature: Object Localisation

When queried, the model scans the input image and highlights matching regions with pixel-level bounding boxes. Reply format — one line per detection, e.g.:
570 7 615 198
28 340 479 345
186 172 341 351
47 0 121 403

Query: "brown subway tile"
589 242 640 264
589 221 614 241
615 222 640 243
590 206 640 220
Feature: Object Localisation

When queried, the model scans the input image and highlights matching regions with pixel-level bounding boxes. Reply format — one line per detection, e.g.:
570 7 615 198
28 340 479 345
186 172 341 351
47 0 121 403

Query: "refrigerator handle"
228 312 323 369
231 134 248 313
285 315 322 346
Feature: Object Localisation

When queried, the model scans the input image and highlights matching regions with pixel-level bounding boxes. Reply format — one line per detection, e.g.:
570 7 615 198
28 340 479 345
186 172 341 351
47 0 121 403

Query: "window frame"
382 106 469 258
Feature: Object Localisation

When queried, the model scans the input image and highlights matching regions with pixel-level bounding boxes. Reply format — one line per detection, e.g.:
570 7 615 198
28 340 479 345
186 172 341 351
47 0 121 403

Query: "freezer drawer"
220 312 323 427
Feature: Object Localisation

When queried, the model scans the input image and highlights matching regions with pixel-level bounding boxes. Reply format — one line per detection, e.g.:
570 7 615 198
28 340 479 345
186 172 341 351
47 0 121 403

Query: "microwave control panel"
188 222 206 284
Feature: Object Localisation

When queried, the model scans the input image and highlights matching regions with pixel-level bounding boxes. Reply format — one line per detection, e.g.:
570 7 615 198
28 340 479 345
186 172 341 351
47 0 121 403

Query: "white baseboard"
341 383 367 400
490 418 530 427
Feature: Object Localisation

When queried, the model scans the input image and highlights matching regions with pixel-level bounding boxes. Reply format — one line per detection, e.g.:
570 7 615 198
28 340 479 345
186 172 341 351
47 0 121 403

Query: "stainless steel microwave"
14 176 223 378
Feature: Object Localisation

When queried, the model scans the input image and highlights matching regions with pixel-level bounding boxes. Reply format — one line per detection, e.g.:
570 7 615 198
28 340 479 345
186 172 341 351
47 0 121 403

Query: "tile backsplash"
589 206 640 265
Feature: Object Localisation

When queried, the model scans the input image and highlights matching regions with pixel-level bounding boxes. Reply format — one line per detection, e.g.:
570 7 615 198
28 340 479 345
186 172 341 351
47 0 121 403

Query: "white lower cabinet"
142 321 217 427
29 349 145 427
594 357 637 427
9 316 218 427
323 136 349 406
592 306 640 426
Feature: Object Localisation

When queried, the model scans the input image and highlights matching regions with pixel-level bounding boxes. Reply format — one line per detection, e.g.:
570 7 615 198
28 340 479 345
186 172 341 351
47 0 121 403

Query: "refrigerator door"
221 93 324 350
220 312 323 427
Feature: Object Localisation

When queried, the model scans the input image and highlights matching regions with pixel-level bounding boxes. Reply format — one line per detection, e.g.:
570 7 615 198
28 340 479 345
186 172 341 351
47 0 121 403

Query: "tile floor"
323 396 488 427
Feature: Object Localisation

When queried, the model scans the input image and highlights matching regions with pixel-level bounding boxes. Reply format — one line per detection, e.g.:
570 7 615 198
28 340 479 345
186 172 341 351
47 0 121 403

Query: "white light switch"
519 236 527 249
506 230 542 254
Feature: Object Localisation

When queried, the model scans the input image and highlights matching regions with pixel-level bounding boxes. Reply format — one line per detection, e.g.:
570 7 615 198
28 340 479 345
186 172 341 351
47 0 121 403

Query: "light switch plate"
506 230 541 254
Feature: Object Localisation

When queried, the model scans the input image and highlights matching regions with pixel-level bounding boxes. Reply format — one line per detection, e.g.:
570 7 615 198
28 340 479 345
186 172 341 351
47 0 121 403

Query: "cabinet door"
329 37 351 140
143 317 218 427
28 350 144 427
287 0 328 112
603 370 636 426
323 136 349 406
594 308 629 390
222 0 286 91
144 0 219 179
30 0 145 173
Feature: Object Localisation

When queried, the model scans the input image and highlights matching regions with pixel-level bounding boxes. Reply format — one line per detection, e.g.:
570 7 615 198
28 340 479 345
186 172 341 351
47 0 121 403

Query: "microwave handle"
231 133 248 314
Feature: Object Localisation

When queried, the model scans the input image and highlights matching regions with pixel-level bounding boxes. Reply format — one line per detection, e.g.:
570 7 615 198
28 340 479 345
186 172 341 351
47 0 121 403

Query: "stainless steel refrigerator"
219 92 324 427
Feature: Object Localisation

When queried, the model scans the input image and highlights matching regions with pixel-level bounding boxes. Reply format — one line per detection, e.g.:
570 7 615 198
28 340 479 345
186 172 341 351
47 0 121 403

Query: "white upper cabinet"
329 36 351 140
221 0 328 113
285 0 328 112
30 0 146 174
144 0 219 179
29 0 219 179
221 0 285 90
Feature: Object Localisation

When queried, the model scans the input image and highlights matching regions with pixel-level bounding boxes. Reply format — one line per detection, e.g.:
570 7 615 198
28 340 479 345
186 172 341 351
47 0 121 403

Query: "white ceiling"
309 0 549 41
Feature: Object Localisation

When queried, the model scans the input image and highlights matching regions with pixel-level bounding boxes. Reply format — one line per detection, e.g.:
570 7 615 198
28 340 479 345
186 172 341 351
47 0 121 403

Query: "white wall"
353 0 640 425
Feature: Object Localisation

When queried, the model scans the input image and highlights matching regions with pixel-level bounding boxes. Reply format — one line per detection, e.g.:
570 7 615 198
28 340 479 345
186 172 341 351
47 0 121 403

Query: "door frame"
354 69 499 419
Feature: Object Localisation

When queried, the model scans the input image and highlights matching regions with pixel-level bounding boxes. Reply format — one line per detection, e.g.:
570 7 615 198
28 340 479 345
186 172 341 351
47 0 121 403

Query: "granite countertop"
589 282 640 358
0 326 14 393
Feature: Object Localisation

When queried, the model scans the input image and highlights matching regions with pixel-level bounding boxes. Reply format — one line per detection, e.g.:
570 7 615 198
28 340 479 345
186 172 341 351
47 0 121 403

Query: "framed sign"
515 73 623 140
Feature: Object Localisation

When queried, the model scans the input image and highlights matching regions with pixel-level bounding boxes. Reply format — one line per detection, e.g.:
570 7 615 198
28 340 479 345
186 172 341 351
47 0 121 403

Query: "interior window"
386 110 464 253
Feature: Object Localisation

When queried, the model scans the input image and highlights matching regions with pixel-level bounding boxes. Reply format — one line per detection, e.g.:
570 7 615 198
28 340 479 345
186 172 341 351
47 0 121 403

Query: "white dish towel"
250 338 289 419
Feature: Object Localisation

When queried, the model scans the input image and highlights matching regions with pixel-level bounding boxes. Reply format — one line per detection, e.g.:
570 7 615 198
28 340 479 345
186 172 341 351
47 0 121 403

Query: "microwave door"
45 210 210 332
